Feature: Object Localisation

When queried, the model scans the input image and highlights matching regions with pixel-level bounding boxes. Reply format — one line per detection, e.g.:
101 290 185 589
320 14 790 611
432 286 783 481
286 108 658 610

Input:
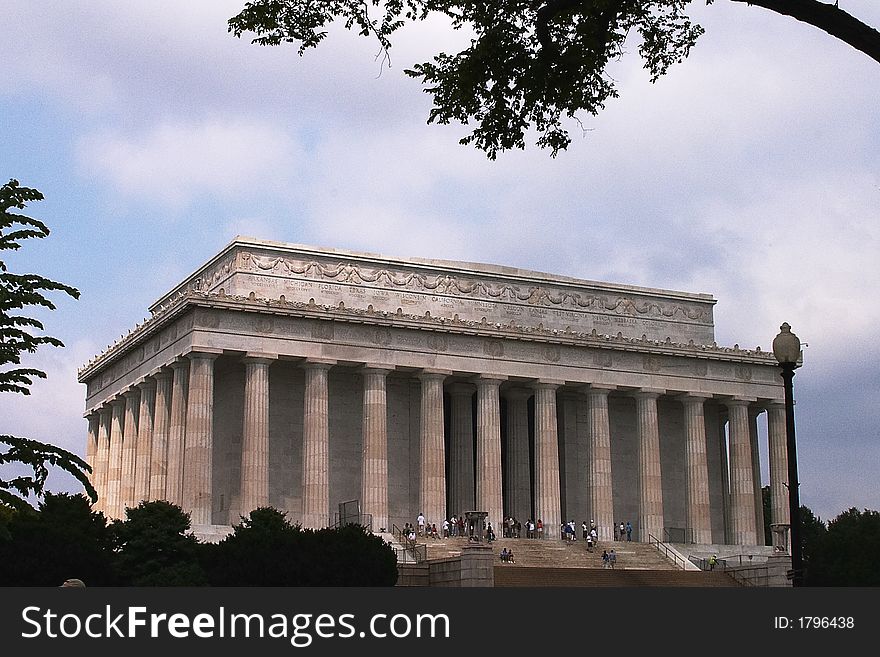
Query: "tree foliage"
0 179 93 510
805 507 880 587
229 1 880 158
111 500 209 586
205 507 399 586
0 493 115 586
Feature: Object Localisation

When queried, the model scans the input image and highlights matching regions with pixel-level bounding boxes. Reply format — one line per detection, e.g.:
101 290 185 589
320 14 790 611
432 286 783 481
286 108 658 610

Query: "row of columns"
86 354 790 545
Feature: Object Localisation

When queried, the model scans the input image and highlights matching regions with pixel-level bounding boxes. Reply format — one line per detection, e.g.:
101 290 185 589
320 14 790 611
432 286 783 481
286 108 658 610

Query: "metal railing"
331 512 373 532
391 524 427 563
647 533 688 570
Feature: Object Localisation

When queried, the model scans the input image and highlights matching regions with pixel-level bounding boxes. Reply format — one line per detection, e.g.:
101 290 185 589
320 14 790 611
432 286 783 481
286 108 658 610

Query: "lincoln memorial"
79 237 791 546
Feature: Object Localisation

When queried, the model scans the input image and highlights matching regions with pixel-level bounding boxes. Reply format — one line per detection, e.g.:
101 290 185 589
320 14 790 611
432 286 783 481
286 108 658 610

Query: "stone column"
680 393 713 544
726 398 758 545
767 402 790 528
503 387 532 522
362 365 392 532
448 382 475 516
85 413 99 487
134 379 156 504
166 359 189 507
302 359 335 529
749 406 766 545
120 389 140 514
635 390 664 542
718 413 731 543
419 370 448 530
184 351 219 526
240 354 275 517
94 408 111 514
476 376 505 530
587 385 615 542
533 381 562 539
106 399 125 519
149 370 173 501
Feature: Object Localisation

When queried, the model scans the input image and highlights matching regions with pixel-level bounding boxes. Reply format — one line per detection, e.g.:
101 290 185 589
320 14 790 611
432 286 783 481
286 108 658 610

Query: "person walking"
609 549 617 569
625 521 632 542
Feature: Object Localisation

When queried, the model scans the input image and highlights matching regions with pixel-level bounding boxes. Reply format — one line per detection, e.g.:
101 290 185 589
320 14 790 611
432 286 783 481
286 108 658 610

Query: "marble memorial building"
79 238 790 545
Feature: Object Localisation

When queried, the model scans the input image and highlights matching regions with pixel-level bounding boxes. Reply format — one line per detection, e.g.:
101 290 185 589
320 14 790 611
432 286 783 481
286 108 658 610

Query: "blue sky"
2 1 878 523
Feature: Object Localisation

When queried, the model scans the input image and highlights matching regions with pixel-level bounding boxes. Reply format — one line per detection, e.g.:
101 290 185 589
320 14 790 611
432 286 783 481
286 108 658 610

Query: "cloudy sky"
2 1 877 523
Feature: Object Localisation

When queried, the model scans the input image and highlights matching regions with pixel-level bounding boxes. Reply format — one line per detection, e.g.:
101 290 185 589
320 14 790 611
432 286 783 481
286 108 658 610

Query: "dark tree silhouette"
0 179 92 510
229 1 880 158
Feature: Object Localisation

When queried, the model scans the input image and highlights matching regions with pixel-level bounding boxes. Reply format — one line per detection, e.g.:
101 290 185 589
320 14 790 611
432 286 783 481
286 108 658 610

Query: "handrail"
647 533 688 570
391 524 427 563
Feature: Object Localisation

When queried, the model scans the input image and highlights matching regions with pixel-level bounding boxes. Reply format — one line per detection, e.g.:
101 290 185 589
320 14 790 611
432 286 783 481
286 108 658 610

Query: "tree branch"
729 0 880 64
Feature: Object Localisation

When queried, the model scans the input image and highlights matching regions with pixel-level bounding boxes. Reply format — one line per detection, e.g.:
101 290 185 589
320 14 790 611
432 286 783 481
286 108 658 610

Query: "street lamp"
772 322 803 587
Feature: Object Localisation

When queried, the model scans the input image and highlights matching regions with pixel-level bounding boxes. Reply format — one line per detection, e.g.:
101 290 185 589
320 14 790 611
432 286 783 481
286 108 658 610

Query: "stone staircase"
412 536 740 587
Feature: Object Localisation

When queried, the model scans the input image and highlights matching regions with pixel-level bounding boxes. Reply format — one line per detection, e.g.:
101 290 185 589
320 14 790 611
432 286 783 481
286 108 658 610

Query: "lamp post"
772 322 803 587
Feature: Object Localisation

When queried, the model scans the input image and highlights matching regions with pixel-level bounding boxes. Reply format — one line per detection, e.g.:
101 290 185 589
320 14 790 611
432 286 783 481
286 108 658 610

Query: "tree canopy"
229 1 880 158
0 179 93 510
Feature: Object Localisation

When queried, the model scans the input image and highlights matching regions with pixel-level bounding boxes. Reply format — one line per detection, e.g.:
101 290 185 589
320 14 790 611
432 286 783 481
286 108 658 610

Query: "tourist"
537 519 544 539
442 518 449 538
582 521 589 541
609 549 617 569
619 522 625 541
590 527 598 547
602 550 609 568
507 549 515 564
417 512 426 536
450 515 457 537
586 533 594 552
458 515 466 537
709 554 718 571
500 547 509 563
626 521 632 542
430 523 439 539
487 522 496 542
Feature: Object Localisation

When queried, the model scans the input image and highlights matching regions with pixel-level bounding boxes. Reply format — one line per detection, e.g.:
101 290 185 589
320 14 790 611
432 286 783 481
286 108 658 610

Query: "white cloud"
78 119 299 209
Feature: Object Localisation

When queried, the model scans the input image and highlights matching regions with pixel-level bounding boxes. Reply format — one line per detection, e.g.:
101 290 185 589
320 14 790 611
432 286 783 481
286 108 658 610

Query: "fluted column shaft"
134 381 155 504
767 403 790 528
636 391 664 542
448 383 475 516
85 413 99 487
681 394 712 544
534 383 561 539
302 360 333 529
106 400 125 519
120 390 140 514
184 352 218 525
149 371 173 501
94 409 111 514
588 386 615 542
240 356 273 516
727 400 758 545
504 388 532 522
419 371 447 529
166 360 189 507
749 407 766 545
362 366 391 532
476 377 504 529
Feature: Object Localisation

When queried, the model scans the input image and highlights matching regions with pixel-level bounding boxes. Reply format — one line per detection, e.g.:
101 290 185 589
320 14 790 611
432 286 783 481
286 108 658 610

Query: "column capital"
136 377 157 392
302 358 336 370
585 383 617 393
418 369 451 383
122 387 140 400
677 392 711 403
244 351 278 365
765 400 786 411
448 382 476 396
187 349 221 361
149 366 174 381
633 388 664 400
109 396 126 408
169 358 190 372
475 374 507 386
361 364 395 375
725 396 756 408
533 379 564 391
